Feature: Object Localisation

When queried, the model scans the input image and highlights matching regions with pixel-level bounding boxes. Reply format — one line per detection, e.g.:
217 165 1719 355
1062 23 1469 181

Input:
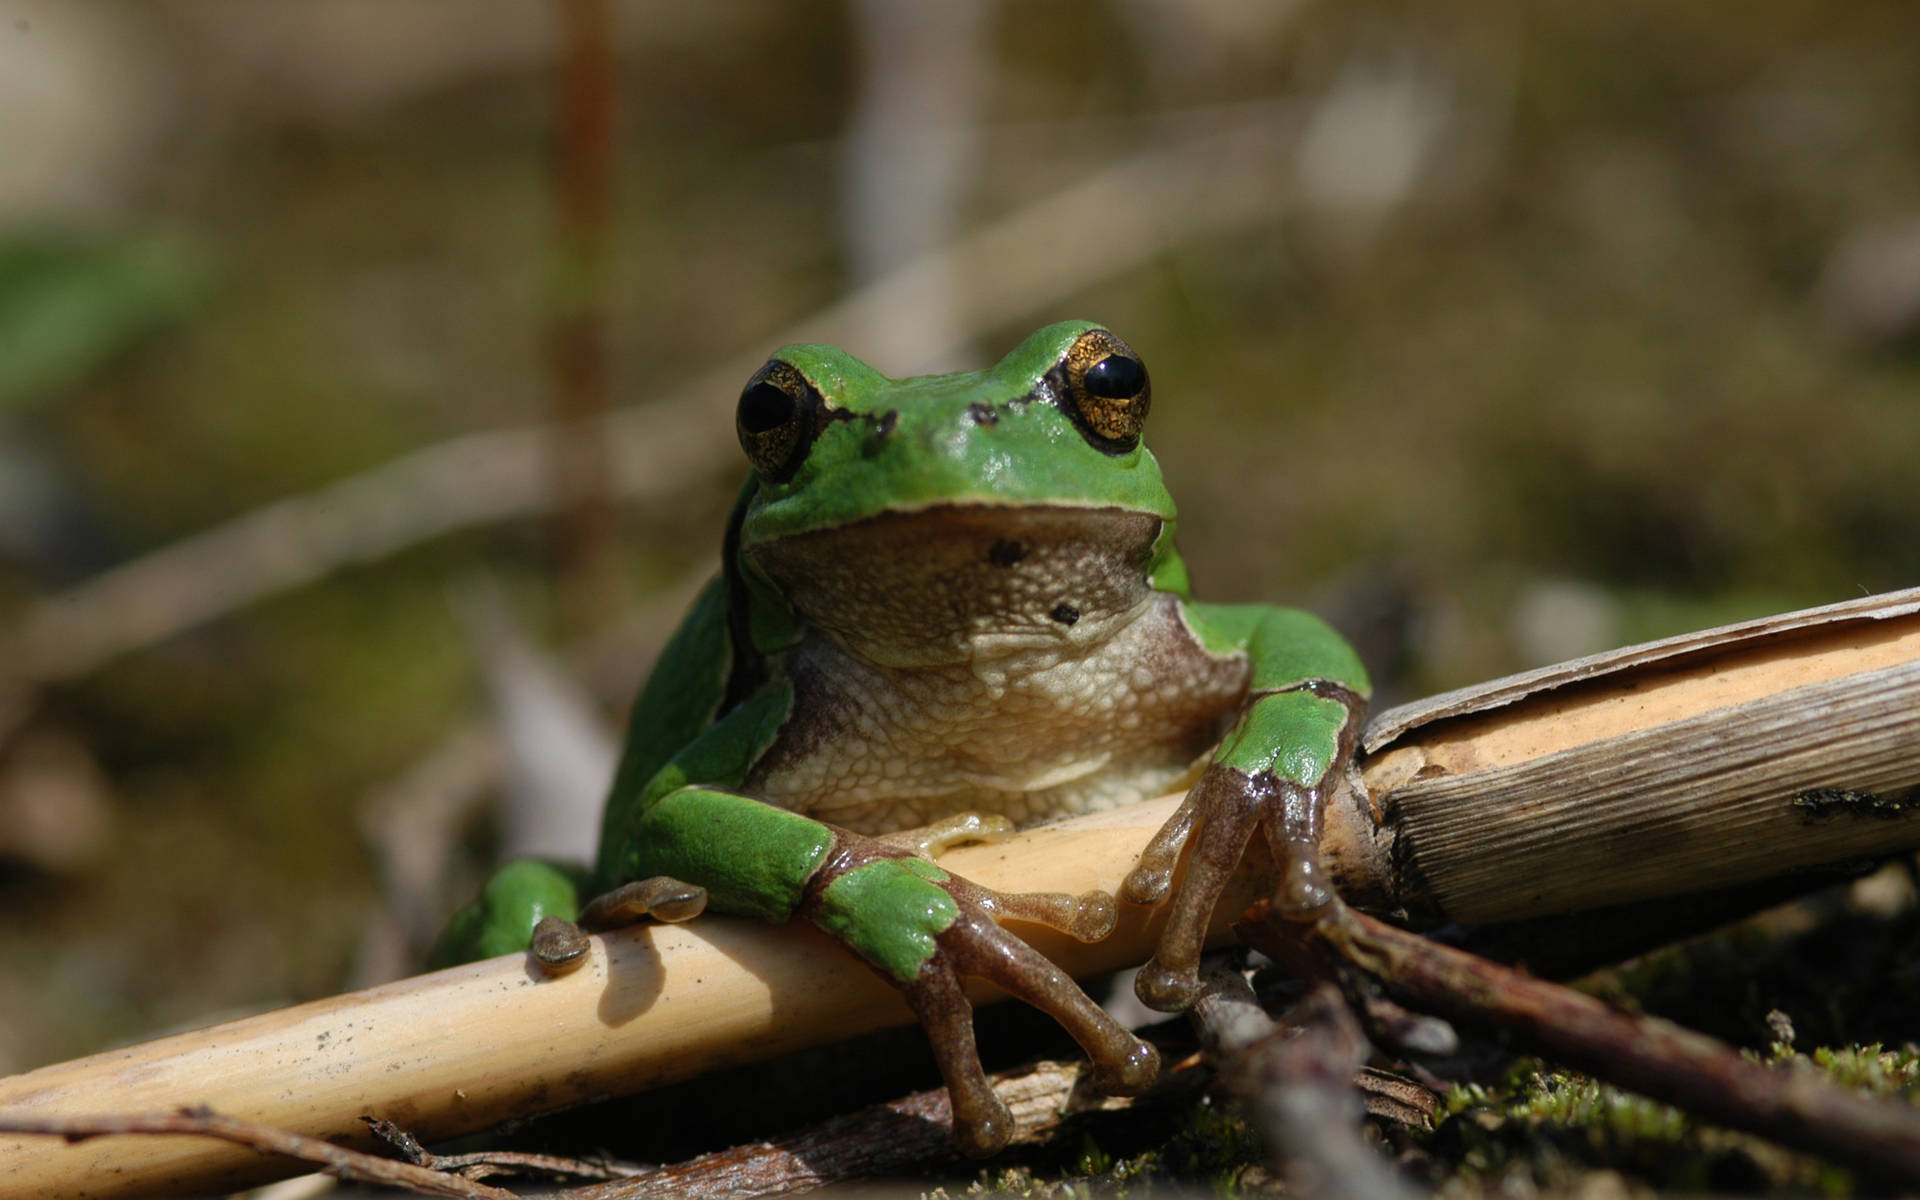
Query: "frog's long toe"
879 812 1016 859
940 908 1161 1096
578 876 709 929
938 866 1118 943
1119 790 1201 906
1131 766 1263 1011
1132 958 1199 1012
530 877 710 974
903 957 1015 1156
983 886 1117 943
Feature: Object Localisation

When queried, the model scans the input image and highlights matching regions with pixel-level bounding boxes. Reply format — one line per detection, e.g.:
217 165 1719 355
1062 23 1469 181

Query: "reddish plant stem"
548 0 620 633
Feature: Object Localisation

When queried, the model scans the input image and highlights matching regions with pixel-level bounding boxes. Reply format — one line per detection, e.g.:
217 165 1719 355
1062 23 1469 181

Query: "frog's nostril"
1050 603 1080 626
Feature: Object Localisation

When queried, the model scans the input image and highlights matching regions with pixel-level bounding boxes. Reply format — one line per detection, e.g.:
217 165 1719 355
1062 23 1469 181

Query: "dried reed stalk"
2 589 1916 1198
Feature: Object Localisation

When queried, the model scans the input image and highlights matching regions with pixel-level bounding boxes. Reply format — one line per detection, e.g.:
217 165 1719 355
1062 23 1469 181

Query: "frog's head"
729 321 1190 666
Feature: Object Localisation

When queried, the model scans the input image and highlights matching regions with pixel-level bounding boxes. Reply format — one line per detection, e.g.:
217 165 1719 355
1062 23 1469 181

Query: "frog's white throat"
746 504 1167 674
740 505 1251 834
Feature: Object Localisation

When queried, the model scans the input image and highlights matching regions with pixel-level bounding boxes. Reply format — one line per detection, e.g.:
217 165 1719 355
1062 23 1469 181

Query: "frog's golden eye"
1060 329 1150 452
736 359 820 481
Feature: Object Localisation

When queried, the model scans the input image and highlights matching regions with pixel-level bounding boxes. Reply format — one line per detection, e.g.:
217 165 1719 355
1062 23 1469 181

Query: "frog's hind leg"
532 876 709 973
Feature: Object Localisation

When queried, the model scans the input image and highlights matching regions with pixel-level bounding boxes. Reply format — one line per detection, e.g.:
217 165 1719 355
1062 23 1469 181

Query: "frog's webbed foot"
530 876 709 975
804 835 1155 1157
1122 684 1363 1012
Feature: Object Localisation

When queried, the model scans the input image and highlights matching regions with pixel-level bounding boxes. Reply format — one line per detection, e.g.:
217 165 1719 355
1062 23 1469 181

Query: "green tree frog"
435 321 1370 1155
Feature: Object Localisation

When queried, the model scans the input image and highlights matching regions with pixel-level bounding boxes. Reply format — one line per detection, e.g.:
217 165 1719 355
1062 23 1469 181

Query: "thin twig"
547 0 621 633
559 1058 1143 1200
0 1109 516 1200
367 1117 638 1184
1237 901 1920 1189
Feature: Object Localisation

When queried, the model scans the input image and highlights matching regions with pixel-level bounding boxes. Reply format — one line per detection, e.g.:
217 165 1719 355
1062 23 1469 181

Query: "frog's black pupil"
1084 354 1145 399
739 381 797 433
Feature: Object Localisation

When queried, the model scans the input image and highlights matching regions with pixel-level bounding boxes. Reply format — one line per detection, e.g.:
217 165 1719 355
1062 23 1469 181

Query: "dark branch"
1237 901 1920 1190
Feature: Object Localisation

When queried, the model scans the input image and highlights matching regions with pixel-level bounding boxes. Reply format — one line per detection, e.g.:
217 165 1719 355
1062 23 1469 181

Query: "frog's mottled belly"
742 590 1247 834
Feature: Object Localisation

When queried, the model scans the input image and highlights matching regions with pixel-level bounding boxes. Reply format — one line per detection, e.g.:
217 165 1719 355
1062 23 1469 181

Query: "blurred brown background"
1 0 1917 1077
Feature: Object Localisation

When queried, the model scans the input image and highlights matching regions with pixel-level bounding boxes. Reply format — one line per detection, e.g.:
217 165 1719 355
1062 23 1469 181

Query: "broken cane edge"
1359 585 1920 924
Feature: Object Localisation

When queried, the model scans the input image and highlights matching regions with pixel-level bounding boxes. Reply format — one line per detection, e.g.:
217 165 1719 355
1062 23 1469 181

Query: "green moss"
1806 1045 1920 1099
1434 1062 1847 1196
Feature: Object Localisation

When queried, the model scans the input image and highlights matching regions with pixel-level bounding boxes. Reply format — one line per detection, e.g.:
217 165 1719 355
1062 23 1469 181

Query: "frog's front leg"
618 786 1157 1157
1123 604 1369 1011
802 831 1156 1155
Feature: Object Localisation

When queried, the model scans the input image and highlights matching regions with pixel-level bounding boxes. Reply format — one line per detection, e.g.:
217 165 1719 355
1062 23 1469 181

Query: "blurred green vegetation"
0 234 208 418
0 0 1917 1190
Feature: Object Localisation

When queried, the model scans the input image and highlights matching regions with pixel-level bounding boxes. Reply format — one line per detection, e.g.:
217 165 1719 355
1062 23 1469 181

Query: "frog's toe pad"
1132 958 1199 1013
1066 889 1117 941
530 917 591 974
1275 855 1335 919
1119 862 1173 906
951 1100 1014 1158
1091 1036 1161 1095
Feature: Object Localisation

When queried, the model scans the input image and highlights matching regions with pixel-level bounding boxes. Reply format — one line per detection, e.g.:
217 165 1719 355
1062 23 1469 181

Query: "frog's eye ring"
1059 329 1151 453
736 359 821 481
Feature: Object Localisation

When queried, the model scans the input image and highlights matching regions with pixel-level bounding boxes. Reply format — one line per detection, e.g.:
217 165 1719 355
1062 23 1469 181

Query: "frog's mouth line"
746 504 1167 668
